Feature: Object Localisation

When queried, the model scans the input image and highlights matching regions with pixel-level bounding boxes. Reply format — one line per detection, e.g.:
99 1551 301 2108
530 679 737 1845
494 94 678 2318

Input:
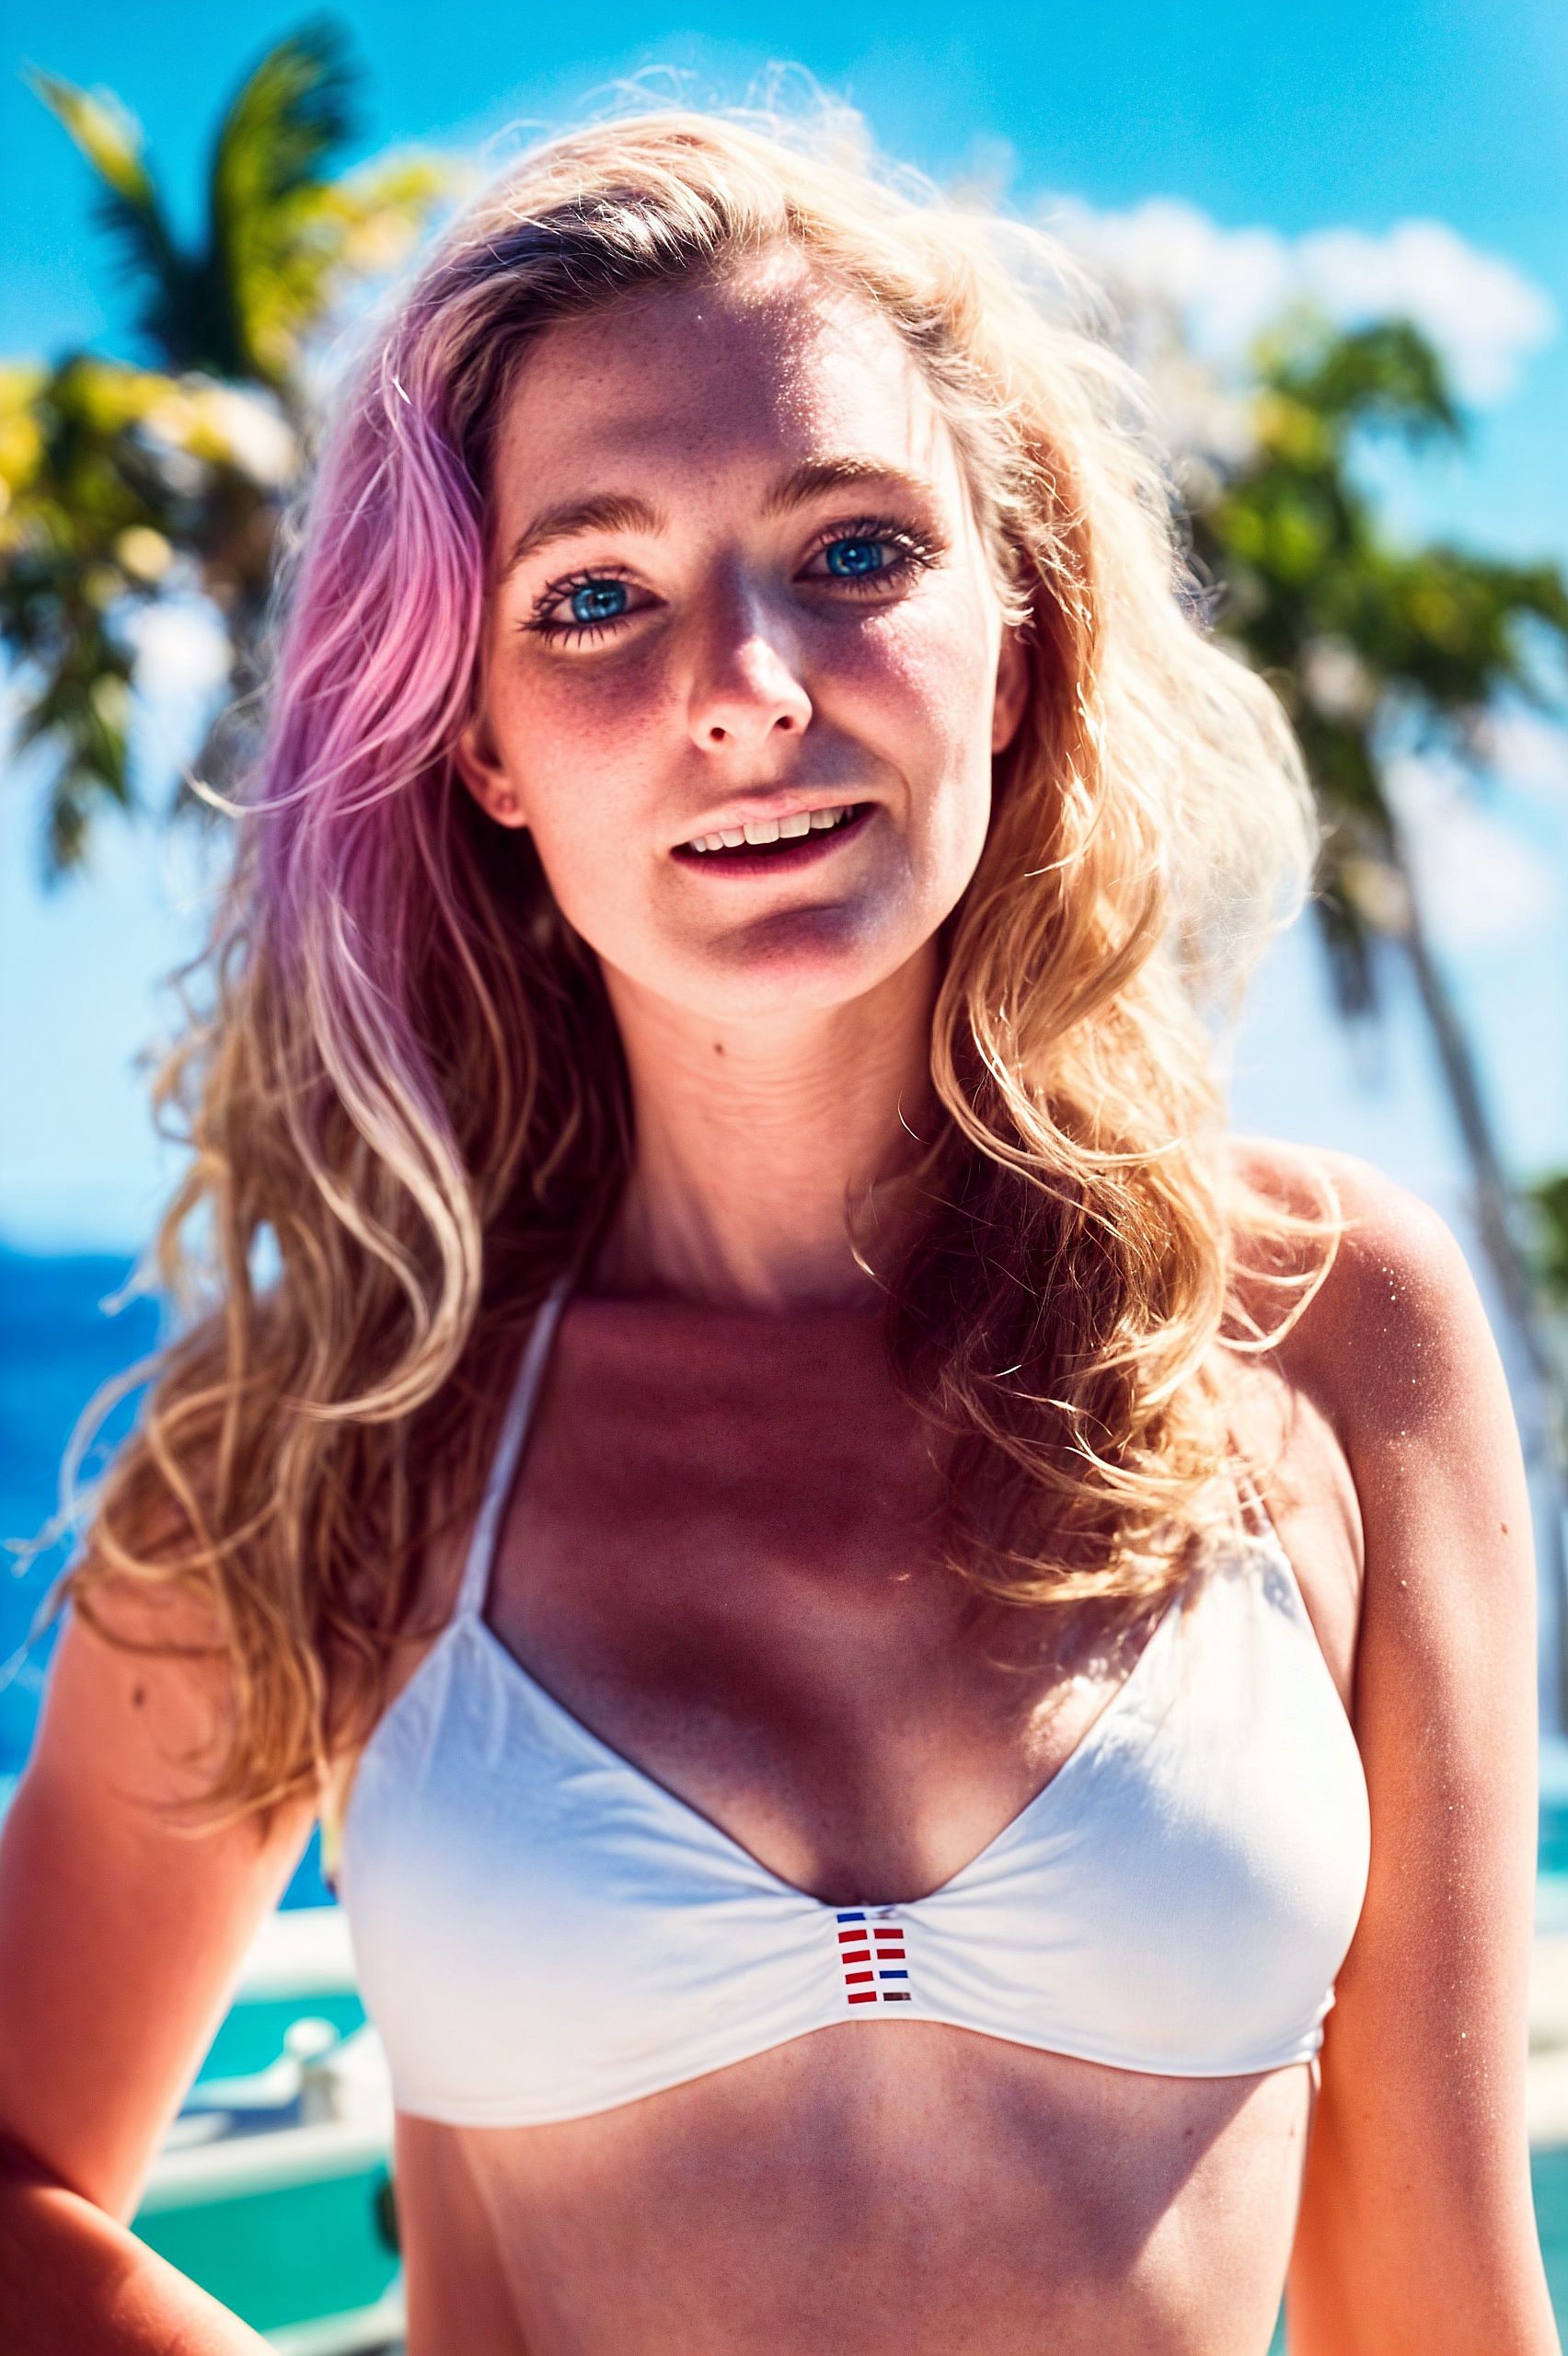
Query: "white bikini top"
340 1283 1371 2127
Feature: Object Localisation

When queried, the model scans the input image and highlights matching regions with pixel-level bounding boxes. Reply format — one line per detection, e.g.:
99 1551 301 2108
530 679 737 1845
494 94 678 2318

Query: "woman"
0 111 1553 2355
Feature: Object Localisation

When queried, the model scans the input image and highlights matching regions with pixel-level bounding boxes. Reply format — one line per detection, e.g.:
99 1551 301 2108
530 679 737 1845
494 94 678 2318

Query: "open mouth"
674 803 868 865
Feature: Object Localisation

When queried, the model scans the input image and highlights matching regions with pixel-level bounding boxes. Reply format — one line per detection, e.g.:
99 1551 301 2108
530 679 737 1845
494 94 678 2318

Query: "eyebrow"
499 492 666 580
761 456 942 517
498 458 941 582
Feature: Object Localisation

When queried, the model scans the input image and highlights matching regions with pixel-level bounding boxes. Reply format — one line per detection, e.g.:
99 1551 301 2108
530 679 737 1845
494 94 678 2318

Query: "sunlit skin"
0 260 1554 2356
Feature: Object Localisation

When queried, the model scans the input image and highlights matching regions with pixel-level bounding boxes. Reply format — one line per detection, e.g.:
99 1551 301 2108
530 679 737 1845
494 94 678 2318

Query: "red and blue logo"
836 1909 912 2005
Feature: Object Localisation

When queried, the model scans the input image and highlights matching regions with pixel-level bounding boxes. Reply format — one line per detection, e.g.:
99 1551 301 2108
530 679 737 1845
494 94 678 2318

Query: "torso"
352 1281 1366 2356
490 1297 1167 1903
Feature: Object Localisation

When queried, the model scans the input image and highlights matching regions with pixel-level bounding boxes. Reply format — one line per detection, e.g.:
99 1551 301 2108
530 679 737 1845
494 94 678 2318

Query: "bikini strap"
454 1272 572 1623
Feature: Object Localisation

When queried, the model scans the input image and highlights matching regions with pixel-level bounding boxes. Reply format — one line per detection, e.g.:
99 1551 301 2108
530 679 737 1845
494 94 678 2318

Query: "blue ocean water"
0 1246 158 1769
0 1245 329 1903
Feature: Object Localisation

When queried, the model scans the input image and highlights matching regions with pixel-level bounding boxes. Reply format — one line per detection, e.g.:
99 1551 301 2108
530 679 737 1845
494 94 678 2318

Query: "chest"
483 1297 1144 1905
340 1291 1370 2148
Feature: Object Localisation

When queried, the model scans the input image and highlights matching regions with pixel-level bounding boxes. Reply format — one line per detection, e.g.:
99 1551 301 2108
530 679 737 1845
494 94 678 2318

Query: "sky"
3 0 1567 1255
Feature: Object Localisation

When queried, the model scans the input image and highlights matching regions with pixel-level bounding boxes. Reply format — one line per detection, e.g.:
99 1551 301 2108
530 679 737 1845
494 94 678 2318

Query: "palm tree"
0 20 446 869
1187 318 1568 1435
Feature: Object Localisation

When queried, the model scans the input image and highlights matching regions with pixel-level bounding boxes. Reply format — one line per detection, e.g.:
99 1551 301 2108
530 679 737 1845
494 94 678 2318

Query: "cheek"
893 601 1002 918
470 681 634 963
856 595 999 832
853 568 996 731
487 644 681 888
493 646 664 784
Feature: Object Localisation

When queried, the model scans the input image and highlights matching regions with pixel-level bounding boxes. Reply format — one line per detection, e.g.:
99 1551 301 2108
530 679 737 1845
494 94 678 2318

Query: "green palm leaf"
207 19 360 388
8 21 447 873
26 71 191 361
1192 316 1568 1430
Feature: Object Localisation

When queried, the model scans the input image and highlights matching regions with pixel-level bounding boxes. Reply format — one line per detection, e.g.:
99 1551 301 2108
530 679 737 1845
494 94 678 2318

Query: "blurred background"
2 3 1566 2348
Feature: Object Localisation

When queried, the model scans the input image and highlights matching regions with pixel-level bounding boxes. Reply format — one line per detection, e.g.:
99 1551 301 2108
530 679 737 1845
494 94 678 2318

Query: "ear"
455 711 530 829
991 626 1030 756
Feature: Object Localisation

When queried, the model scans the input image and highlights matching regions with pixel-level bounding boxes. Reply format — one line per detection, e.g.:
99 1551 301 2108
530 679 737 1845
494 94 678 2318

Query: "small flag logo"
836 1908 913 2005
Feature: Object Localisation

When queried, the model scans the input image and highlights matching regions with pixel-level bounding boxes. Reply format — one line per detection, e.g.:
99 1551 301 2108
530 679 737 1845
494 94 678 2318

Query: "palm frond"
207 20 360 387
27 70 188 348
27 69 154 204
1261 318 1463 445
213 18 357 205
13 626 135 874
5 25 450 875
238 149 453 388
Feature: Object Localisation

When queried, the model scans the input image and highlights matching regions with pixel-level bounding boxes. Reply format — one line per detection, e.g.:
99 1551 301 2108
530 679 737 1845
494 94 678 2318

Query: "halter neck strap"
454 1273 572 1623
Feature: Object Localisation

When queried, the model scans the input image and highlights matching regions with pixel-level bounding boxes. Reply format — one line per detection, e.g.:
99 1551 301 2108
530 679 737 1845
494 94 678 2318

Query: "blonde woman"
0 112 1552 2355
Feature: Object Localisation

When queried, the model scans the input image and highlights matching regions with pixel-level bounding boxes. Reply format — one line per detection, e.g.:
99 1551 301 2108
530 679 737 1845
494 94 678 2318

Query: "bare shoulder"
1224 1136 1504 1456
1226 1133 1470 1305
1221 1136 1527 1689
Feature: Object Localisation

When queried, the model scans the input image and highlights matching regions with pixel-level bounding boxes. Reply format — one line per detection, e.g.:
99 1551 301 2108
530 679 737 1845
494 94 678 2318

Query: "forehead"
488 258 960 520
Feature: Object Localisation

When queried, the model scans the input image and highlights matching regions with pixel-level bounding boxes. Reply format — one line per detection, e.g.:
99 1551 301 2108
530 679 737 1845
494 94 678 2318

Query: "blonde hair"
76 106 1324 1815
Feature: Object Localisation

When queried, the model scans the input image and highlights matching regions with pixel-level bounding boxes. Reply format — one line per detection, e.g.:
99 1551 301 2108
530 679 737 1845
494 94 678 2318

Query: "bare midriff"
404 2037 1309 2353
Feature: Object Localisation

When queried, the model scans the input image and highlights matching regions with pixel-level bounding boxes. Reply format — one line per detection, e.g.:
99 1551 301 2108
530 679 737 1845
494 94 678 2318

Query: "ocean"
0 1244 329 1900
0 1246 158 1773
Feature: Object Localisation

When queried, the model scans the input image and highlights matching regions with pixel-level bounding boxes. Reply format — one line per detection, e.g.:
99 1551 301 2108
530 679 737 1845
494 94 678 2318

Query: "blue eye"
824 537 885 580
570 579 629 625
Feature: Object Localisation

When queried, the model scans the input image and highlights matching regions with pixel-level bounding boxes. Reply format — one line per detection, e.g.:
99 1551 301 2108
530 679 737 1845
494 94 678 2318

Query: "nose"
686 586 813 756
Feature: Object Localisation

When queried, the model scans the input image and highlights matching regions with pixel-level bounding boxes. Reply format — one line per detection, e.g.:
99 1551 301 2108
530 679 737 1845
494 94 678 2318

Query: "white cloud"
1045 196 1555 408
1297 221 1554 404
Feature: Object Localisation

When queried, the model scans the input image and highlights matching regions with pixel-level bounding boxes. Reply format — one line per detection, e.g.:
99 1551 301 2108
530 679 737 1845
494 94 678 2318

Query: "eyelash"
525 565 642 649
523 515 944 645
800 514 946 590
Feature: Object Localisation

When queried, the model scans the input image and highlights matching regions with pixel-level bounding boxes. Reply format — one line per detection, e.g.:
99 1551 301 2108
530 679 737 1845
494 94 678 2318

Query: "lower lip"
671 805 872 878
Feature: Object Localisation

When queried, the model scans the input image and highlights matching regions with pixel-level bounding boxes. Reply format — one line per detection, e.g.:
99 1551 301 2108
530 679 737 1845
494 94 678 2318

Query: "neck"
594 947 940 1310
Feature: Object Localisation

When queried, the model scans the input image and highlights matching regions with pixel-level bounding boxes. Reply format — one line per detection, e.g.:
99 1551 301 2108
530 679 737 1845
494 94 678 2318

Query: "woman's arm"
1280 1159 1558 2352
0 2141 271 2356
0 1585 314 2351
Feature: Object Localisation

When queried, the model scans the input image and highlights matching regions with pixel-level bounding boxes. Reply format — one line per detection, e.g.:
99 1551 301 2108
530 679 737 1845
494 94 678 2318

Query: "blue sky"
3 0 1567 1255
6 0 1564 560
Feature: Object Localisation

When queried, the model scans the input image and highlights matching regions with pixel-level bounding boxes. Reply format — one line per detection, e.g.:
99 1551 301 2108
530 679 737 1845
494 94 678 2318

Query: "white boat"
134 1906 403 2354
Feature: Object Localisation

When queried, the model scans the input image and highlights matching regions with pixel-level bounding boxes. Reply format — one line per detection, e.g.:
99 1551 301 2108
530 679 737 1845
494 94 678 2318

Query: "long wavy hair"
75 107 1326 1816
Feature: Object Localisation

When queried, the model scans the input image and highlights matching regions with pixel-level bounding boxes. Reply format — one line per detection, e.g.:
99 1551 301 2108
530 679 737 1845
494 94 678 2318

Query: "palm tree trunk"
1391 834 1568 1716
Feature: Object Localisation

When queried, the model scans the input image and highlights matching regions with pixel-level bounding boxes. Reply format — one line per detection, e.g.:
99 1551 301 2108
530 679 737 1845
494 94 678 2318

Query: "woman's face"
459 255 1027 1024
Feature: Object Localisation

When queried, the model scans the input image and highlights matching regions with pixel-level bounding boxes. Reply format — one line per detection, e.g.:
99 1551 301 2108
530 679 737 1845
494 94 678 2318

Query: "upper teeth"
685 804 857 853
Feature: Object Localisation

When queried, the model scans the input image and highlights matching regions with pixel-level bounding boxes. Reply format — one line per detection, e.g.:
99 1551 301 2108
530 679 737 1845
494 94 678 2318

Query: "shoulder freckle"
131 1682 146 1708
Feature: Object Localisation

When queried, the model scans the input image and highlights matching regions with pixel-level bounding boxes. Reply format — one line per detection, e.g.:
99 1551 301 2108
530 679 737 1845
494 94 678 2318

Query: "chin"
677 939 928 1028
